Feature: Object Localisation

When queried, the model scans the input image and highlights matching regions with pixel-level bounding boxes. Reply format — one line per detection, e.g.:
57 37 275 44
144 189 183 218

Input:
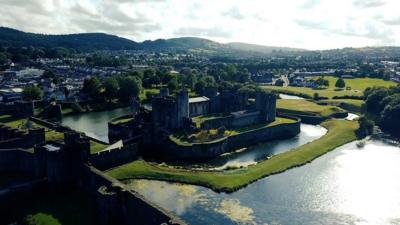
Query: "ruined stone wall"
228 118 300 150
200 116 232 130
256 92 276 123
230 111 260 128
14 101 34 118
108 122 132 144
0 103 15 114
89 144 139 171
165 118 301 160
82 165 188 225
0 149 44 177
0 125 45 149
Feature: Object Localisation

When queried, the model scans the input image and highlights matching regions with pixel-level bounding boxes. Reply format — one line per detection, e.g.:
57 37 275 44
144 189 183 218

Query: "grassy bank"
277 99 345 117
319 99 365 113
264 76 396 99
107 119 359 192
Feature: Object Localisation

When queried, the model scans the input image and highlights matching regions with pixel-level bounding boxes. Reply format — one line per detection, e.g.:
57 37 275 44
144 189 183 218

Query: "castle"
149 87 277 131
107 87 291 161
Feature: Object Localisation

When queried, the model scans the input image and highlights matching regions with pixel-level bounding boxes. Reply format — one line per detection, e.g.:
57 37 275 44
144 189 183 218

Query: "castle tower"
176 89 189 129
256 92 276 123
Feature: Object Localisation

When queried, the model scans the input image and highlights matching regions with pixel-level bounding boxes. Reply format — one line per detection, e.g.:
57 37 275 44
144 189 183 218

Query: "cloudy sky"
1 0 400 50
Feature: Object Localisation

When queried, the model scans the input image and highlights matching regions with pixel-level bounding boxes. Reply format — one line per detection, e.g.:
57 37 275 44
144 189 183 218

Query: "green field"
264 76 396 99
319 99 365 113
107 119 358 192
277 99 345 117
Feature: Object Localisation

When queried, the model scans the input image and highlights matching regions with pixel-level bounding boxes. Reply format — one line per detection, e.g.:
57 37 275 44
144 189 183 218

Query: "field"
264 76 396 99
319 99 365 113
277 99 345 117
107 119 358 192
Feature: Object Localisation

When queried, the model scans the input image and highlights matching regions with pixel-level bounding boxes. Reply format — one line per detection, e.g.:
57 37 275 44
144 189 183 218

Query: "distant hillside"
0 27 304 55
227 42 305 54
0 27 138 51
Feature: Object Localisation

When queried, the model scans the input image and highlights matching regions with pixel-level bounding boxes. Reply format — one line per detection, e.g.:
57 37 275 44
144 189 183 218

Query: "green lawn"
0 115 27 128
90 140 108 153
319 99 365 113
264 76 396 99
110 117 132 125
139 88 160 101
277 99 345 117
192 113 225 128
107 119 359 192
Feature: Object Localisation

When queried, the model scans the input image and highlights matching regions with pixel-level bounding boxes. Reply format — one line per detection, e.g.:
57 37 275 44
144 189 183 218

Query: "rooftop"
189 96 210 103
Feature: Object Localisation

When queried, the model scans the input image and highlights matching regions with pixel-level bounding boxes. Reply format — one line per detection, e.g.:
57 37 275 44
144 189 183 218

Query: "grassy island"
107 119 359 192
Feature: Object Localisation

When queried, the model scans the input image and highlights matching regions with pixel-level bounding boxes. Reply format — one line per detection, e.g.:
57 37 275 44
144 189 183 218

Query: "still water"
204 124 327 170
279 94 305 100
61 107 132 143
129 140 400 225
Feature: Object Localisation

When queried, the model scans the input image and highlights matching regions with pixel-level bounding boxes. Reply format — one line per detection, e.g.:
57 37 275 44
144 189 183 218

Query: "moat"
61 107 131 143
128 139 400 225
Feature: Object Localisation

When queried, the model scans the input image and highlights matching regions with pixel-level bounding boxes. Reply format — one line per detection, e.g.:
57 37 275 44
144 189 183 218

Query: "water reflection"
346 113 360 121
61 107 132 143
279 94 305 100
129 140 400 225
205 124 327 170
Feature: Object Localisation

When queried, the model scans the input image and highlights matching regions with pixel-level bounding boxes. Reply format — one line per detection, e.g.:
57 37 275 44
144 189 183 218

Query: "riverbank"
107 119 359 192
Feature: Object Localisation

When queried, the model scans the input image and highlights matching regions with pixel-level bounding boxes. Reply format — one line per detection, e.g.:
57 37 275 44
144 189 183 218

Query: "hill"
0 27 139 51
0 27 302 54
227 42 305 54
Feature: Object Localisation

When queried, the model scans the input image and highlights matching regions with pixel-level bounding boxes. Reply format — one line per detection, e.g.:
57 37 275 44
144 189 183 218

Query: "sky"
1 0 400 50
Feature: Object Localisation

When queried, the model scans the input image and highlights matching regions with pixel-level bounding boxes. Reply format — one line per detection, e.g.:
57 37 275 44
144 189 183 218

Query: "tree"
167 78 179 91
365 88 389 114
103 77 119 101
335 78 346 88
0 52 7 65
381 103 400 137
82 77 101 99
194 80 206 95
22 86 43 101
184 72 197 89
201 75 216 87
118 76 142 103
275 79 284 86
356 117 375 138
42 70 55 79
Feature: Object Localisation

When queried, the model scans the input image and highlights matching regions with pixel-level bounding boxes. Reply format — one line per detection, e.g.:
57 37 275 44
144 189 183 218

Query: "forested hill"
0 27 139 51
0 27 304 54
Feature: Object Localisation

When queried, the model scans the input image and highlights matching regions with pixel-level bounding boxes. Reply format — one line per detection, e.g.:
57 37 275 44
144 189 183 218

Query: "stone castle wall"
0 125 45 149
82 165 187 225
89 143 139 171
165 117 301 160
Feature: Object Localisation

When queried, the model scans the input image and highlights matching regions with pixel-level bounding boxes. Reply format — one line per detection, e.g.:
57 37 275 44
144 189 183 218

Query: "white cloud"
0 0 400 49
